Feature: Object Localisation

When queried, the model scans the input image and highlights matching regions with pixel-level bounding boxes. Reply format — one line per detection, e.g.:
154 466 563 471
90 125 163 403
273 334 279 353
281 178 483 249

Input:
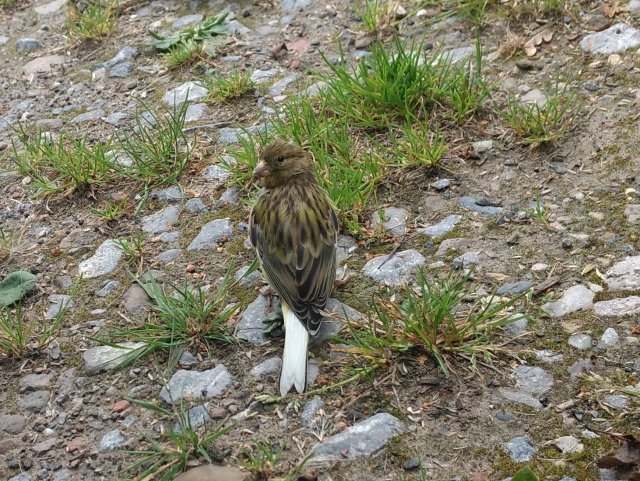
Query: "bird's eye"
274 156 285 164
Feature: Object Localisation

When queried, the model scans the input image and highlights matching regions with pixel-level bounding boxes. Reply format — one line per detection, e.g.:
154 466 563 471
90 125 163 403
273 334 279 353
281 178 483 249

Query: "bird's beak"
252 161 271 180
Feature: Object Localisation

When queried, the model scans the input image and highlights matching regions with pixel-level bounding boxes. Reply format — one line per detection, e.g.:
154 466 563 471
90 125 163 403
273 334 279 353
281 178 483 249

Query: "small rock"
604 256 640 291
19 391 50 413
123 284 151 317
371 207 409 236
503 436 536 462
162 82 208 105
160 366 233 404
187 219 233 250
172 14 203 29
203 164 231 182
580 23 640 54
142 205 181 234
82 343 147 375
99 430 125 452
625 205 640 225
0 415 26 435
104 112 127 125
269 74 300 97
418 214 461 239
452 251 481 268
185 198 207 214
34 0 66 14
151 186 183 202
497 281 533 295
432 179 451 190
250 69 279 83
78 240 124 278
109 62 133 78
31 437 57 454
531 263 549 272
442 45 476 64
155 249 181 263
312 413 406 462
174 465 249 481
542 284 594 317
551 435 583 454
15 38 43 52
217 124 269 146
362 249 426 285
301 396 325 427
594 296 640 317
19 374 52 393
185 103 208 122
603 394 628 409
96 280 120 297
472 140 493 153
520 89 547 108
403 457 420 470
500 390 542 410
219 186 240 204
250 357 281 378
598 327 619 348
236 295 272 344
97 47 137 68
515 365 553 395
535 350 564 364
234 265 262 288
458 196 503 216
22 55 65 74
45 294 73 320
568 333 593 350
72 109 104 124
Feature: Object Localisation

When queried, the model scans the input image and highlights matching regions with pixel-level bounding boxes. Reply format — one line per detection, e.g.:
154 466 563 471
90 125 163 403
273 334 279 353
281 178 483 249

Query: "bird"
249 141 338 395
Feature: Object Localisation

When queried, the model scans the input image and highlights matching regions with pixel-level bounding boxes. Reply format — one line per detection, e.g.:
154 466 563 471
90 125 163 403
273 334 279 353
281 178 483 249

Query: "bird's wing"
250 189 337 334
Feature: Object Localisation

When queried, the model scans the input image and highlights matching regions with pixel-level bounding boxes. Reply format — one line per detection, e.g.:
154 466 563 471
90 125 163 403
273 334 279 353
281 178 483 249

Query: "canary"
249 141 338 395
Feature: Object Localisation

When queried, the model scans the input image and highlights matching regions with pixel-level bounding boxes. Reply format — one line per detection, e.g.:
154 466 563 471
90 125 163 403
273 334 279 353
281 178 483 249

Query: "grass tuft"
240 440 282 479
0 307 65 359
356 0 397 35
66 0 119 41
203 70 255 102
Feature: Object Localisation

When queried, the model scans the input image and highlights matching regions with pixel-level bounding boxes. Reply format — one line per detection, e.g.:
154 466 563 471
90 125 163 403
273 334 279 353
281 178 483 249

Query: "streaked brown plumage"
249 141 337 394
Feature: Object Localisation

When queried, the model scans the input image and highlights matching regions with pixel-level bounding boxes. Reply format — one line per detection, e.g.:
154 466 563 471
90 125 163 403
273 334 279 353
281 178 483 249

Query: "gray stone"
625 205 640 224
605 256 640 291
34 0 66 14
0 415 26 435
158 232 180 243
185 198 207 214
603 394 628 409
8 474 31 481
568 333 593 350
499 389 542 409
31 437 57 454
301 396 325 427
162 81 208 105
22 55 65 74
371 207 409 236
123 284 151 317
535 350 563 364
0 113 17 129
432 179 451 190
19 374 52 393
203 164 231 182
363 249 425 285
250 69 279 83
227 19 250 35
312 298 362 346
160 366 232 404
458 196 503 216
187 219 233 250
73 109 104 124
515 365 553 395
19 391 50 412
503 436 536 462
568 359 594 378
172 14 203 29
234 264 262 287
217 124 270 146
174 405 211 431
472 140 493 152
99 430 125 452
149 187 181 203
155 249 182 263
598 327 619 348
45 294 73 320
96 280 120 297
269 74 300 97
142 205 181 234
250 357 281 378
497 281 534 295
504 314 528 336
552 436 583 454
542 284 594 317
236 295 271 344
520 89 546 108
82 342 147 375
109 62 133 78
15 38 43 52
97 46 138 68
580 23 640 54
452 251 481 268
594 296 640 317
220 186 240 204
78 240 123 278
312 413 406 462
300 81 328 98
336 235 357 264
104 112 127 125
52 469 72 481
185 103 208 122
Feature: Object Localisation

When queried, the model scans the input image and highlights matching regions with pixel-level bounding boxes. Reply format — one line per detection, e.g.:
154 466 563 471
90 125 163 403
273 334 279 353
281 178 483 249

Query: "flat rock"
19 374 52 393
142 205 181 234
78 240 124 278
160 366 232 404
626 204 640 224
234 265 262 288
418 214 461 238
34 0 67 15
217 124 269 146
580 23 640 54
150 186 183 202
520 88 546 107
604 256 640 291
99 430 125 452
45 294 73 319
19 391 50 412
442 45 475 63
8 474 31 481
97 46 137 68
503 436 536 462
174 465 249 481
175 405 211 431
250 357 281 378
155 249 182 263
515 365 553 395
109 61 133 78
72 109 104 124
551 435 583 454
500 390 542 409
187 219 233 250
603 394 628 409
185 198 207 214
542 284 594 317
269 73 300 97
535 350 564 364
250 69 279 83
203 164 231 181
23 55 66 74
32 437 57 454
172 14 203 29
301 396 325 428
220 186 240 204
363 249 425 285
458 196 503 216
96 280 120 297
82 342 147 375
227 19 250 35
598 327 619 348
594 296 640 317
123 284 151 317
235 294 273 344
162 81 208 105
504 314 528 336
568 333 592 350
0 415 26 435
371 207 409 236
104 111 127 125
452 251 481 268
185 103 208 122
497 280 534 295
15 38 43 52
312 413 406 462
312 298 361 346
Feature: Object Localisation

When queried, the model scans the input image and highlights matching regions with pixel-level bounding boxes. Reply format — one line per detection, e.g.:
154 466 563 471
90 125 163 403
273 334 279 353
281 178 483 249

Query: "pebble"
203 164 231 182
514 365 553 396
104 112 127 125
123 284 151 317
370 207 409 236
22 55 65 74
497 280 533 295
97 46 138 68
72 109 104 124
82 342 147 375
155 249 182 263
0 415 26 435
312 413 406 461
185 198 207 214
160 366 233 404
542 284 594 317
268 74 300 97
520 89 546 108
603 394 628 409
535 350 563 364
442 45 476 63
568 333 593 350
458 196 503 216
19 391 50 412
142 205 181 234
172 14 203 29
174 465 249 481
99 430 125 452
580 23 640 54
500 390 542 409
78 240 124 278
362 249 426 285
472 140 493 152
236 295 273 344
594 296 640 317
234 264 262 287
452 251 481 268
162 81 208 105
301 396 325 427
15 38 43 52
418 214 461 239
217 124 269 146
503 436 536 462
96 280 120 297
185 103 208 122
250 357 281 378
219 186 241 204
551 436 583 454
250 69 279 83
109 62 133 78
187 219 233 250
432 178 451 190
151 186 183 202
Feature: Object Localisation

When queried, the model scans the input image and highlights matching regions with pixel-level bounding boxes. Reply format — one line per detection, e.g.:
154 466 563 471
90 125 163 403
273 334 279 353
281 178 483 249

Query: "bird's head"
253 141 313 188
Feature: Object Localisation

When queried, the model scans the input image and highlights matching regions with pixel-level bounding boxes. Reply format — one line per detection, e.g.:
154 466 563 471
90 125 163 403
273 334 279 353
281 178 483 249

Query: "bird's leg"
263 297 284 333
333 265 352 288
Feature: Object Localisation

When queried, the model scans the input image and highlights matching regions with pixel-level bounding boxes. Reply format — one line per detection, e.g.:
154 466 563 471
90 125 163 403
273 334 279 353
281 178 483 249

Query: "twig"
182 122 230 133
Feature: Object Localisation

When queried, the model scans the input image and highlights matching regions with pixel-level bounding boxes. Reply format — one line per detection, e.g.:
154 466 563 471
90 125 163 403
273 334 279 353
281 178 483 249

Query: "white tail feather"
279 303 308 396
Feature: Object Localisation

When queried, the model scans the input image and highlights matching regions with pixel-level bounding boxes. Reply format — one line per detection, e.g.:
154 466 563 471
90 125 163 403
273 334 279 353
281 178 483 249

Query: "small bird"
249 141 338 395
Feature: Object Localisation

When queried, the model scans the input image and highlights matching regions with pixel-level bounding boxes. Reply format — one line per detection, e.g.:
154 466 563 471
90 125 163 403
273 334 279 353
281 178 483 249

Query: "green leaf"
512 467 539 481
0 270 37 308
